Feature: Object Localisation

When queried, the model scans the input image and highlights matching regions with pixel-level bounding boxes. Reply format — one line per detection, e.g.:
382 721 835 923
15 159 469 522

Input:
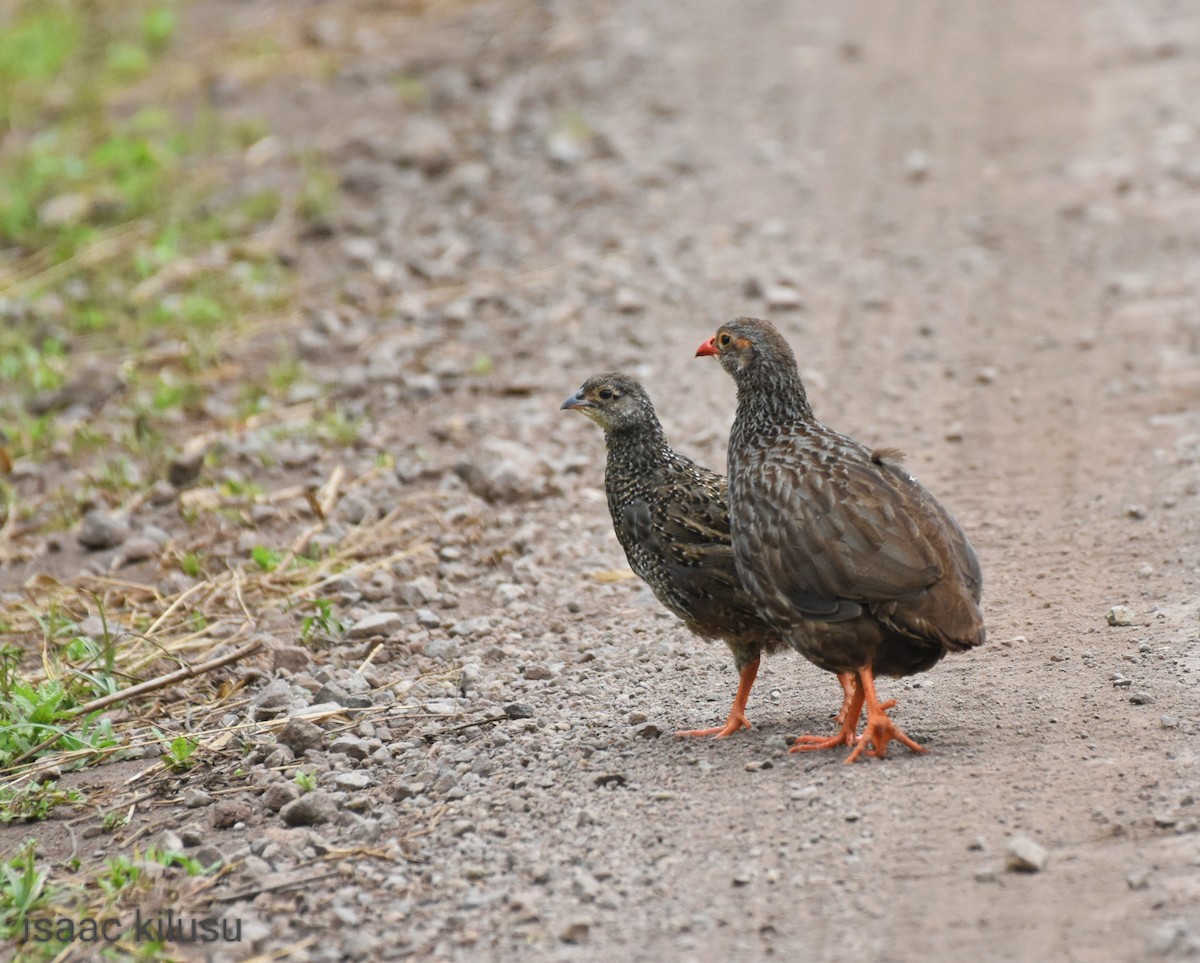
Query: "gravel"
76 510 130 550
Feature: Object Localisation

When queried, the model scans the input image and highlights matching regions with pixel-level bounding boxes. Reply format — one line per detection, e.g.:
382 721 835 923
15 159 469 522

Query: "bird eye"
719 333 732 347
599 388 613 400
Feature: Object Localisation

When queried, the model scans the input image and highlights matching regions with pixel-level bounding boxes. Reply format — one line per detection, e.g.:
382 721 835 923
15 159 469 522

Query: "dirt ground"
5 0 1200 960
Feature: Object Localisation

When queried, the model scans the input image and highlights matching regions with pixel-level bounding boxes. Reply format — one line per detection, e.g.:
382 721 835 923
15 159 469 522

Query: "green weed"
0 781 83 824
0 841 52 940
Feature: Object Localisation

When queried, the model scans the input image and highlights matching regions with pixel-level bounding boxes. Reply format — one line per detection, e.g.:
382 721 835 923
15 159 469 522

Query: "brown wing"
732 424 945 618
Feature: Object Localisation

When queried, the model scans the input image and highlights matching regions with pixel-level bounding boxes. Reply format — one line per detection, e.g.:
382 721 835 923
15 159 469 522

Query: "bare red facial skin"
696 336 719 357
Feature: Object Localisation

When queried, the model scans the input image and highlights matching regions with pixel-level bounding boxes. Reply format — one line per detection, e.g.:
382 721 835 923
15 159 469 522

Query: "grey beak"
560 390 595 411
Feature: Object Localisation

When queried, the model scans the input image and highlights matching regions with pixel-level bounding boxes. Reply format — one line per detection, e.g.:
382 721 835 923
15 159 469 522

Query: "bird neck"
604 418 671 464
735 363 812 430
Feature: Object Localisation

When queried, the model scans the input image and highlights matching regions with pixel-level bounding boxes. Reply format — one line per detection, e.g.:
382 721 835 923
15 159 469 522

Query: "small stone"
635 724 662 739
560 920 591 944
523 664 552 681
280 791 337 826
1147 920 1192 956
276 719 325 754
329 735 370 759
425 700 458 715
1129 691 1155 705
153 830 183 852
168 445 207 488
120 537 159 563
395 117 455 176
415 608 441 628
181 787 213 809
193 846 224 870
1106 605 1134 626
398 577 439 605
1127 868 1150 890
261 782 299 811
764 283 803 310
744 760 774 772
1005 835 1047 873
211 798 252 829
1153 812 1178 829
504 703 534 720
346 611 404 639
904 149 931 181
271 645 311 673
1160 715 1179 729
77 510 130 550
179 824 205 847
450 616 492 638
615 287 644 313
628 711 648 725
38 192 92 227
334 771 372 791
393 781 426 802
254 678 299 712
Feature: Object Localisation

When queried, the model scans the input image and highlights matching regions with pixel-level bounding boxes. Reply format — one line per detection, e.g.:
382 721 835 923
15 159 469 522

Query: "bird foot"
675 710 751 739
843 713 926 764
789 723 858 753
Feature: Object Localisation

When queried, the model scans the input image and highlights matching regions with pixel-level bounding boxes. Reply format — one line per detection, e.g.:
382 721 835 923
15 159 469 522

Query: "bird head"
560 372 655 433
696 317 794 378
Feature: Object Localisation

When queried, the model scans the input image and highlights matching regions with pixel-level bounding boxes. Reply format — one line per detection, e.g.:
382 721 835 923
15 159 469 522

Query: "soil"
4 0 1200 960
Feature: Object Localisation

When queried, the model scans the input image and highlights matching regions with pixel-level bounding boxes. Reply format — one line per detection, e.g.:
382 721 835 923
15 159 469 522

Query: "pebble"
504 703 535 719
395 116 455 175
330 735 370 759
560 920 591 944
271 645 311 673
1106 605 1134 626
38 192 92 228
280 791 338 826
415 608 442 628
77 510 130 550
120 537 160 563
315 681 372 709
764 283 803 309
398 577 439 605
182 787 214 808
450 616 492 638
254 678 301 712
1129 691 1155 705
523 664 553 681
1005 835 1048 873
276 719 325 754
261 782 300 811
345 612 404 639
904 149 932 181
334 771 373 791
1147 920 1195 956
211 798 252 829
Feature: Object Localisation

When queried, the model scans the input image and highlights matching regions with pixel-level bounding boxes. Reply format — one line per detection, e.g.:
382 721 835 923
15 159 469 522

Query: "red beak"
696 336 719 357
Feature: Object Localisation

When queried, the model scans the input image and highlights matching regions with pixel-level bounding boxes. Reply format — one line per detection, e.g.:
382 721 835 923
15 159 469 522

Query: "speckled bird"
697 318 986 763
562 372 854 737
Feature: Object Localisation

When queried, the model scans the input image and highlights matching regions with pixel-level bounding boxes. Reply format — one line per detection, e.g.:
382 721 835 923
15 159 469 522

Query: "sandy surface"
4 0 1200 960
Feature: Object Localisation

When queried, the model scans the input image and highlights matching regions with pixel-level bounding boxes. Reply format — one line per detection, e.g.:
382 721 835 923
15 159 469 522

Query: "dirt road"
7 0 1200 959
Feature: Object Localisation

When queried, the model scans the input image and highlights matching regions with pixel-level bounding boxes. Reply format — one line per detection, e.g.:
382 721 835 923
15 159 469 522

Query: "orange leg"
833 672 857 724
843 665 926 764
790 675 864 752
676 656 759 738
